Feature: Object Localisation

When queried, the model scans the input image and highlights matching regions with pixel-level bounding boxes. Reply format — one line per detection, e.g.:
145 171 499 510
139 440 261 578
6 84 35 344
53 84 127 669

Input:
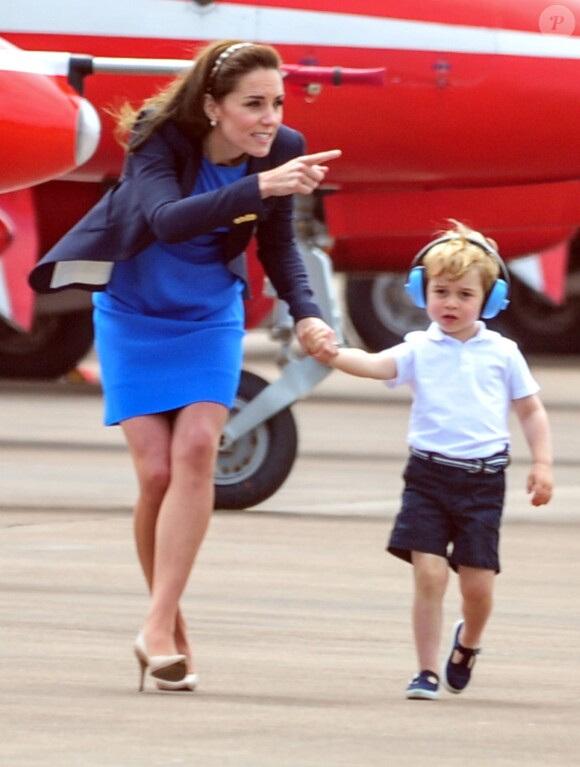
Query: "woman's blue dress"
93 158 247 425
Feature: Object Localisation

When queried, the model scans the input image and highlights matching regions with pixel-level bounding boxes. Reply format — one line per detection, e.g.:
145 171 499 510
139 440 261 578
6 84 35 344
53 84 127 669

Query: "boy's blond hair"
423 220 500 294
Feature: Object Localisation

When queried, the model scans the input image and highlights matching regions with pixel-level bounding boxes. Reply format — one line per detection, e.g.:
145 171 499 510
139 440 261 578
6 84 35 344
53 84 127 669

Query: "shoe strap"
418 669 440 682
454 641 481 665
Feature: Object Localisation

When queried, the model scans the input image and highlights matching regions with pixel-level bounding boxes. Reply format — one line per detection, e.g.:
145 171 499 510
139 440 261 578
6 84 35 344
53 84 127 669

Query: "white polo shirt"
386 322 539 459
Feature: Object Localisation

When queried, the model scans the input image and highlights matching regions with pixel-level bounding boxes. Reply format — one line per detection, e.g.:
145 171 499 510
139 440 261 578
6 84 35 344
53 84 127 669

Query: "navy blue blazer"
29 121 322 322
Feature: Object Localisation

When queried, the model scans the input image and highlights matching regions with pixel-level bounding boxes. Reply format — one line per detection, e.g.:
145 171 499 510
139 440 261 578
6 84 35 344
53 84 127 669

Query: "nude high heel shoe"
156 672 199 692
134 632 188 692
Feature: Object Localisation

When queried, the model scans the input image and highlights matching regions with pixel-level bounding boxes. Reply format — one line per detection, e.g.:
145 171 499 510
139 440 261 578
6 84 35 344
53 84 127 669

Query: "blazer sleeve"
127 127 265 243
254 130 324 322
138 123 323 322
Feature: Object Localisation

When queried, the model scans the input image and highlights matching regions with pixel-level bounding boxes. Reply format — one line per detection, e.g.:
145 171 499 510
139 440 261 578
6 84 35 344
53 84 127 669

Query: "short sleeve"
384 329 433 388
508 345 540 400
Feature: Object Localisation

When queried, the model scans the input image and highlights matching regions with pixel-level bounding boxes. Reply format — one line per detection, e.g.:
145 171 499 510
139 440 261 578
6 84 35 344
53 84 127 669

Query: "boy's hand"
295 317 338 363
527 463 553 506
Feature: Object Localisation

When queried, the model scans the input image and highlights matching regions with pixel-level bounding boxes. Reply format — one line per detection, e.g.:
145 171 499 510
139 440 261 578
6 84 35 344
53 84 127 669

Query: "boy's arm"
307 327 397 379
327 346 397 381
512 394 553 506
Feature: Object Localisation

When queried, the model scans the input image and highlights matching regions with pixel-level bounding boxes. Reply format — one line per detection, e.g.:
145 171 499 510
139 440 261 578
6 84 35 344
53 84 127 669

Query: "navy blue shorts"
387 455 505 573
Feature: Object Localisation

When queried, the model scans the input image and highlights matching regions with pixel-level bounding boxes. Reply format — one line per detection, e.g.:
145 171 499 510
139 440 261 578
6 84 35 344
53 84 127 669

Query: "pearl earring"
210 118 217 127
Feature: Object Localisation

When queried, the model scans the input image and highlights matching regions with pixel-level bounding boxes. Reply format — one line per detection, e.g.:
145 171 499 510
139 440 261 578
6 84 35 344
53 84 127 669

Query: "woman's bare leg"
122 413 173 588
121 405 226 666
141 402 228 657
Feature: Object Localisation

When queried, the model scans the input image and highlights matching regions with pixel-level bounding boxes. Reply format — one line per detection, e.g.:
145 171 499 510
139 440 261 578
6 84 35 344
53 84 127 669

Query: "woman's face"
205 68 284 163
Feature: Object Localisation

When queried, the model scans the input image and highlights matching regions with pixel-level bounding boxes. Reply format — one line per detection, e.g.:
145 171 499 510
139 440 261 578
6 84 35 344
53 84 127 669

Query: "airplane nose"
75 97 101 167
0 44 103 192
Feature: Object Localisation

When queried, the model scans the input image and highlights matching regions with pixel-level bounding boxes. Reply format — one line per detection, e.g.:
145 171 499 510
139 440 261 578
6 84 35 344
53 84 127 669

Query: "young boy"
312 221 553 700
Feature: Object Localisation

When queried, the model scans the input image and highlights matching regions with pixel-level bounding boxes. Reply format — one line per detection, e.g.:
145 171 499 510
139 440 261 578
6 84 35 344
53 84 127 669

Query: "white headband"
207 42 254 92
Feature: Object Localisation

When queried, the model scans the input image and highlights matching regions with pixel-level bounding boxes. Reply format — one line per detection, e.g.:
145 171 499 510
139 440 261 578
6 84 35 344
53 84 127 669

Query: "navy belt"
410 446 510 474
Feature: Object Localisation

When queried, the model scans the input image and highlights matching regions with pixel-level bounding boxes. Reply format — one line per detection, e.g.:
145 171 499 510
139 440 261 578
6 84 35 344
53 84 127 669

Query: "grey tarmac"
0 332 578 766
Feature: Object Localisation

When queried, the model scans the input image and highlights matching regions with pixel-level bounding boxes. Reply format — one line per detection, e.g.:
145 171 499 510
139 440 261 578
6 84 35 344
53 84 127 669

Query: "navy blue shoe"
406 669 440 700
443 619 481 694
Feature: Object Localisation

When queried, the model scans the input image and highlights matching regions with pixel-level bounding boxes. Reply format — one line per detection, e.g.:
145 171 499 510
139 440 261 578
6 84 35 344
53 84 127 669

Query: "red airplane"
2 0 580 506
0 38 100 332
0 38 100 195
2 0 580 372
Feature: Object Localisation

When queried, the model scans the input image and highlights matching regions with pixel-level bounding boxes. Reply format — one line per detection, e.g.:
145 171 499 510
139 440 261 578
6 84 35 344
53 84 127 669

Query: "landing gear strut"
214 240 343 509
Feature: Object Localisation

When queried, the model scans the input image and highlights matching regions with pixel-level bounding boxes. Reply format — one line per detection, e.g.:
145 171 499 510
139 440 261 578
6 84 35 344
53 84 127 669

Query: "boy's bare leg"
456 565 495 650
411 552 449 673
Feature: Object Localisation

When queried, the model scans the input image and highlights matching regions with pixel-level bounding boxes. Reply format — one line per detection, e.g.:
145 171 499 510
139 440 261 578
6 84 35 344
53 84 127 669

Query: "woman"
87 39 339 692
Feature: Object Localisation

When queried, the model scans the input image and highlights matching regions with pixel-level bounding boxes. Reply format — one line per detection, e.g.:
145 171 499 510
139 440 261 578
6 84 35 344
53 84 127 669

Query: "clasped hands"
295 317 340 364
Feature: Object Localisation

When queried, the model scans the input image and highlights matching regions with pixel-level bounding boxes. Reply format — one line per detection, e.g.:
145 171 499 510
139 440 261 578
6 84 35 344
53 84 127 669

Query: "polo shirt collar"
427 321 487 343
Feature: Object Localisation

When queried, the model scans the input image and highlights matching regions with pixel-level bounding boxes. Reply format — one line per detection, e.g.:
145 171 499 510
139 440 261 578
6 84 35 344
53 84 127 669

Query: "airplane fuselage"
4 0 580 191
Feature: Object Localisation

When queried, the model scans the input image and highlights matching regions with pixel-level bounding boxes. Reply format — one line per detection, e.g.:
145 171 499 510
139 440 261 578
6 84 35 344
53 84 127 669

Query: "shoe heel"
137 654 147 692
133 631 187 693
134 632 151 692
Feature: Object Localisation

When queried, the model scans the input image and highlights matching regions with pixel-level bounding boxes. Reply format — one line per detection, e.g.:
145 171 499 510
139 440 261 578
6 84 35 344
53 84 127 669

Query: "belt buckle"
467 458 484 474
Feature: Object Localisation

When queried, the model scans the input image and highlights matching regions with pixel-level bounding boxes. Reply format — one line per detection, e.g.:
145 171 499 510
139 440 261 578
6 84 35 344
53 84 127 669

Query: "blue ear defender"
405 264 428 309
404 235 510 319
480 276 509 319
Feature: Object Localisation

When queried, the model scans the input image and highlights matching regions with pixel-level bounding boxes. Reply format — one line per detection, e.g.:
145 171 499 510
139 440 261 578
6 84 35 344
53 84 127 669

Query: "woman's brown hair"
112 40 281 151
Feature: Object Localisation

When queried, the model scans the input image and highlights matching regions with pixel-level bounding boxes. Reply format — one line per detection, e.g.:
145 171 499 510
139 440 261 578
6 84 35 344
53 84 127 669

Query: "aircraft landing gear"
0 308 94 378
214 240 344 510
345 273 428 350
345 263 580 355
214 370 298 510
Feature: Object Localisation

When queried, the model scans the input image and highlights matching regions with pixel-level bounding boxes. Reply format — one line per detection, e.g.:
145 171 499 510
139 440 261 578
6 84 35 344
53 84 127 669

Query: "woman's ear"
203 93 218 123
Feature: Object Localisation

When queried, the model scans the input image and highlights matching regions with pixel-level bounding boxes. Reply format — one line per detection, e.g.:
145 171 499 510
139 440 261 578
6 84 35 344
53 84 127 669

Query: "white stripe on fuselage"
0 49 73 75
2 0 580 60
0 261 12 323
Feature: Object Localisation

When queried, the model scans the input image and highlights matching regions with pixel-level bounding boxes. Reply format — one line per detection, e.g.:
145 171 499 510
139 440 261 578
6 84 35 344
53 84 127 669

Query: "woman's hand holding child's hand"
295 318 339 364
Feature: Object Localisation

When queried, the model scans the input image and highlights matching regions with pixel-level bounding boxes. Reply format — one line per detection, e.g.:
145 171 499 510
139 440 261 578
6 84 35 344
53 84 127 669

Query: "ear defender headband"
404 235 510 319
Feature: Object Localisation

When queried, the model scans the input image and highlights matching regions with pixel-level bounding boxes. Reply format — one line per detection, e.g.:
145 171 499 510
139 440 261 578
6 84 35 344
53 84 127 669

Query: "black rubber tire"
215 370 298 510
493 275 580 354
0 309 94 379
345 273 429 350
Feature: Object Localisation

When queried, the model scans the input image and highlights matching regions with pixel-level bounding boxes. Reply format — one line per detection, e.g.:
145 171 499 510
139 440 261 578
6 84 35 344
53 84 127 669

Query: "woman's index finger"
299 149 342 166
